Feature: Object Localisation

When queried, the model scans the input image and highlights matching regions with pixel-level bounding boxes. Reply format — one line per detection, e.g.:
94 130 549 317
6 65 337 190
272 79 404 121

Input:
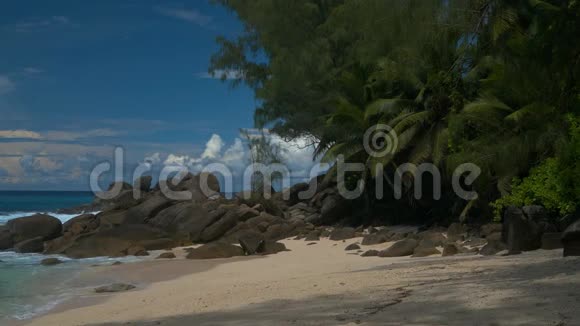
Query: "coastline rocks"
134 176 152 192
329 227 356 241
442 244 459 257
127 245 149 256
6 214 62 243
480 223 503 238
41 258 63 266
156 252 176 259
502 206 542 252
304 231 320 242
53 225 172 258
186 243 244 259
345 243 361 251
94 283 136 293
14 237 45 253
238 233 266 255
0 227 13 250
261 241 288 255
361 232 390 246
412 246 441 257
319 195 350 225
541 232 563 250
378 239 418 257
563 220 580 256
480 240 507 256
361 249 379 257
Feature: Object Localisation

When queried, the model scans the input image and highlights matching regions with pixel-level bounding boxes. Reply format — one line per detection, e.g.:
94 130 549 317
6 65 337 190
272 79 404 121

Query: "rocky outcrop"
52 224 173 258
6 214 62 243
0 227 13 250
14 237 45 253
378 239 418 257
541 232 563 250
329 227 356 241
134 175 153 192
41 258 63 266
442 244 459 257
95 283 136 293
186 243 245 259
156 252 176 259
563 220 580 256
502 206 546 253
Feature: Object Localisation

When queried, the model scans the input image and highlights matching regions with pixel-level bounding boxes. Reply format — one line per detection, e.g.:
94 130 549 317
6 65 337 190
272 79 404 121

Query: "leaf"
363 98 415 120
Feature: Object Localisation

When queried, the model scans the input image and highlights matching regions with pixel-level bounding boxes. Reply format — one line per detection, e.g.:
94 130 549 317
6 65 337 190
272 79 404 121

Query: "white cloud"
23 67 44 74
201 134 224 159
0 76 15 95
157 8 212 27
0 129 42 139
150 132 324 191
196 69 245 80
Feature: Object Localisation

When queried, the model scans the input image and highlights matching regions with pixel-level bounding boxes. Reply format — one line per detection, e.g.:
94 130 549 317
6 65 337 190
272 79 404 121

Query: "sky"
0 1 319 191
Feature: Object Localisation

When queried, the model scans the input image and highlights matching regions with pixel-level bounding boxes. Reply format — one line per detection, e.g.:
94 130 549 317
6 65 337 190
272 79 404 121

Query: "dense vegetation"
210 0 580 223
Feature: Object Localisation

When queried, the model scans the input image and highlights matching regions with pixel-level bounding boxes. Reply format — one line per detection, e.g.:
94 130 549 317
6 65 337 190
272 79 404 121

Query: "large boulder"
541 232 563 250
186 243 244 259
480 223 503 238
416 231 446 247
14 237 45 253
238 232 266 255
134 176 153 192
122 195 174 225
361 231 390 245
0 226 13 250
199 209 240 242
563 220 580 256
165 172 220 201
283 182 310 205
149 202 215 240
329 227 356 241
378 239 418 257
260 241 288 255
63 214 98 236
55 225 171 258
6 214 62 243
480 240 506 256
412 246 441 257
95 283 136 293
502 206 542 252
319 194 350 225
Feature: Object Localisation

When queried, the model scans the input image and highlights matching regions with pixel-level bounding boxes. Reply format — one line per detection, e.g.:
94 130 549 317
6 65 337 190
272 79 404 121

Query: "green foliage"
491 158 576 219
491 116 580 219
211 0 580 221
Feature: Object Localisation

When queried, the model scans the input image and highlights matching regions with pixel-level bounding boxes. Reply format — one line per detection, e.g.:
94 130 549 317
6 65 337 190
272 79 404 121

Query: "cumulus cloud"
156 7 212 27
0 129 42 139
150 132 324 191
0 76 15 95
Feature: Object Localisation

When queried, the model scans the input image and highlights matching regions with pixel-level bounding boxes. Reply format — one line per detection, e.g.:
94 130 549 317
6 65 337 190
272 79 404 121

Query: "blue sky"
0 1 321 191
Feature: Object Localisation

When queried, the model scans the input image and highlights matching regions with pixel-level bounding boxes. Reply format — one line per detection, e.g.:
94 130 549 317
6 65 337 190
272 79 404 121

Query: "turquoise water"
0 190 94 213
0 191 106 321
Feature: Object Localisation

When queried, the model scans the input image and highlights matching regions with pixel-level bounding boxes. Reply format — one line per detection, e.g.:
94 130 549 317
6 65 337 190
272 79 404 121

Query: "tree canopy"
210 0 580 222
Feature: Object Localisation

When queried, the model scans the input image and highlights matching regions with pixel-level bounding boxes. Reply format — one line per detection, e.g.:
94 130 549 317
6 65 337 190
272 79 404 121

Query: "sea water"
0 191 116 321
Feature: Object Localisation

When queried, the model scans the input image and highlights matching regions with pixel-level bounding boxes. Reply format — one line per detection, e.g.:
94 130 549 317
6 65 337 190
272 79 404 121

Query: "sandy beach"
23 238 580 326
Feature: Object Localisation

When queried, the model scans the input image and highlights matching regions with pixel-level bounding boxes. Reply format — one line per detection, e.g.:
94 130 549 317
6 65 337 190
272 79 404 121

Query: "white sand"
24 238 580 326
